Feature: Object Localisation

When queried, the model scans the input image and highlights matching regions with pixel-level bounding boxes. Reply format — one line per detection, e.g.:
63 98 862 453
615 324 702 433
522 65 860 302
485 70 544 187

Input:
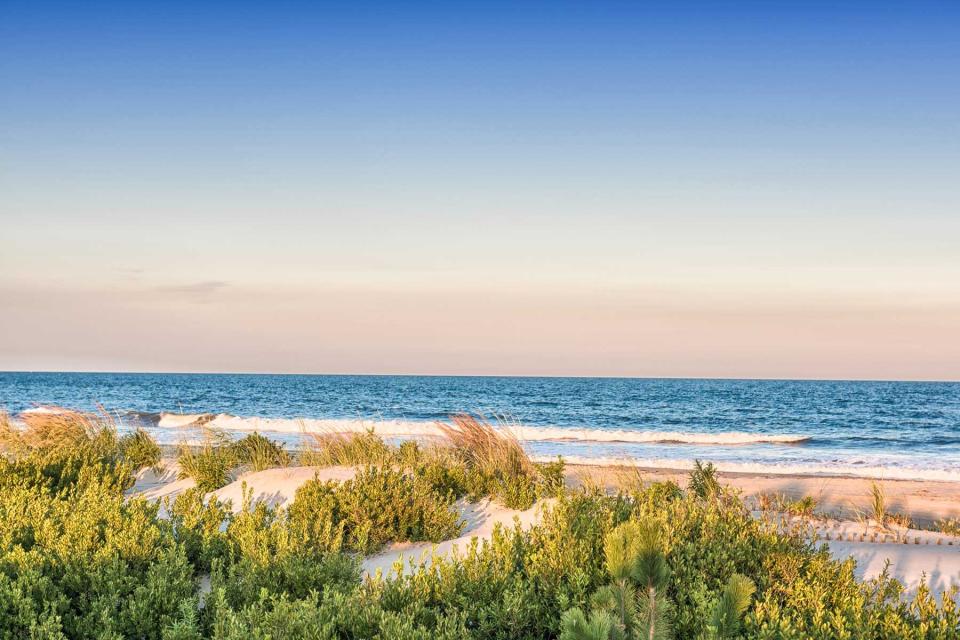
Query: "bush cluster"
303 415 565 509
177 431 290 491
1 410 958 639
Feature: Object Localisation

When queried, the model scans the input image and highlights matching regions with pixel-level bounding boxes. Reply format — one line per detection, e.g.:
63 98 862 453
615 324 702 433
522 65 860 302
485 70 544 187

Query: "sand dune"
362 498 554 577
827 541 960 598
568 464 960 527
128 462 356 513
127 461 959 597
210 465 356 512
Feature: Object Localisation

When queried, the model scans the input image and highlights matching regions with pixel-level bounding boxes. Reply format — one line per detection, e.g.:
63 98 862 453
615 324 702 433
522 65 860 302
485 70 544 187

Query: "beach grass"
1 406 958 638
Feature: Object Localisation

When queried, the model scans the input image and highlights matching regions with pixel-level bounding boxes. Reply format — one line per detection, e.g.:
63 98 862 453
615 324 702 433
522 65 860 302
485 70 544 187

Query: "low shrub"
177 431 290 491
786 495 818 519
300 416 559 509
178 445 235 492
688 459 720 500
231 432 290 471
176 430 238 491
300 428 393 467
0 474 197 639
0 409 133 494
2 406 958 640
120 427 162 471
288 465 464 554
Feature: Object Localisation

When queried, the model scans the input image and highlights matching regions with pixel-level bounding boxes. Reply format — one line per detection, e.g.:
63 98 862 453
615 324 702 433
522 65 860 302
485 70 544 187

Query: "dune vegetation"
0 410 957 639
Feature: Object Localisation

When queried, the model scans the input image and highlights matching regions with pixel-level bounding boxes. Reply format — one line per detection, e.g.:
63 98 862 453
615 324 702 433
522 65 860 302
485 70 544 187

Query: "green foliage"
288 465 464 554
166 487 232 571
561 607 619 640
688 459 720 500
231 432 290 471
177 447 234 491
300 428 393 467
437 414 543 509
177 429 292 492
563 519 673 640
705 573 755 639
786 495 817 518
0 475 197 639
305 421 558 510
176 430 238 491
1 408 958 640
119 428 162 471
0 410 134 495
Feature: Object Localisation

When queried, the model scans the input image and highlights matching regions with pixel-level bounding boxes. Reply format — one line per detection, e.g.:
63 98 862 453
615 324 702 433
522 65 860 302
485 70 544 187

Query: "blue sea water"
1 372 958 481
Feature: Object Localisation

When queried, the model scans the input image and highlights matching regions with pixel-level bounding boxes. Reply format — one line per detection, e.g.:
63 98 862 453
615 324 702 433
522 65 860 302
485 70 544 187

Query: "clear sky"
1 2 958 379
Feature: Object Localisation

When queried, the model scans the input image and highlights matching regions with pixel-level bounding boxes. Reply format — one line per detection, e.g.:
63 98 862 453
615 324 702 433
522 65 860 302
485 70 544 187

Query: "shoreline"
131 458 960 599
565 463 960 527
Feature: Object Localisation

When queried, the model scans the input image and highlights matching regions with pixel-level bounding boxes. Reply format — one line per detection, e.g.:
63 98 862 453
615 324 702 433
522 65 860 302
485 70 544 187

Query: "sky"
1 2 958 379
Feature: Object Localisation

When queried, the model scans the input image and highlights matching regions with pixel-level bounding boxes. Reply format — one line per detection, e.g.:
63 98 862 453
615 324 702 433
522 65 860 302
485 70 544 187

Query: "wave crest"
149 413 809 446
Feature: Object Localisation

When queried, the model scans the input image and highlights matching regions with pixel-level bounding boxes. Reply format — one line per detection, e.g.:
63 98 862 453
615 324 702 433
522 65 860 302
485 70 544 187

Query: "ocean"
1 372 958 482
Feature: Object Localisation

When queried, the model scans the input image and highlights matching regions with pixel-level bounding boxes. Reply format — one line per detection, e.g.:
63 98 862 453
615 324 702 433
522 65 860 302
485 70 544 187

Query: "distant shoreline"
4 369 960 383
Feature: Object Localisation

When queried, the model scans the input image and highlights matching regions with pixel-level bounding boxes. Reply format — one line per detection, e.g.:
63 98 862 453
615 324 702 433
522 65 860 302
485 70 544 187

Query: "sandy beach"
566 464 960 526
129 459 960 599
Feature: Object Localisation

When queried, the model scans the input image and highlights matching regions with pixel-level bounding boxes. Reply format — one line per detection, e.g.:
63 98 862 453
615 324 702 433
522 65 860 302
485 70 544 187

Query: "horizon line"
1 369 957 384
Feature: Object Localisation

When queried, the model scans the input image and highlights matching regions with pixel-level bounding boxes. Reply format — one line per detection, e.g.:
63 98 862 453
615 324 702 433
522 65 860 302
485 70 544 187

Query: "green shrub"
177 431 238 492
231 432 290 471
298 419 555 510
688 459 720 500
120 428 162 471
166 488 233 571
300 428 393 467
0 476 197 639
2 407 959 640
288 466 464 554
786 495 818 518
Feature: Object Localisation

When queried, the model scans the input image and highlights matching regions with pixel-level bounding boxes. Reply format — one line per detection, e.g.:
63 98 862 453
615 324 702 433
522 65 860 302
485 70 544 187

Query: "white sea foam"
547 455 960 483
157 412 215 428
151 413 810 445
20 406 67 415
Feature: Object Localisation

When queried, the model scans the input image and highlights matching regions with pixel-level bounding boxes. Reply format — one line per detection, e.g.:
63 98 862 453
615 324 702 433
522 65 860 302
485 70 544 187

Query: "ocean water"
2 372 958 482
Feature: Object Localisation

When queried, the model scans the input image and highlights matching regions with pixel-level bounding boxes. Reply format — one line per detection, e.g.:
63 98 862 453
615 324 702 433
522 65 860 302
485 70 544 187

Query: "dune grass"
232 431 291 471
0 408 165 494
870 480 888 529
1 406 958 638
299 427 393 467
176 429 290 490
119 428 163 471
0 407 114 453
936 518 960 537
294 413 561 509
176 428 236 491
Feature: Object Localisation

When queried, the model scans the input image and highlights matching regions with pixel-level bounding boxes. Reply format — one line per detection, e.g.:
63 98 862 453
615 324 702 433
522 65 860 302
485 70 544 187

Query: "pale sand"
568 464 960 596
362 498 553 578
827 541 960 596
128 461 356 514
127 461 960 596
566 464 960 526
210 465 356 512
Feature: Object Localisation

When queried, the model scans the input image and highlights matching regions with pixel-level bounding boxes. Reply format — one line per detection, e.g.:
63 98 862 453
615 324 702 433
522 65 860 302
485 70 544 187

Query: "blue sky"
1 2 958 378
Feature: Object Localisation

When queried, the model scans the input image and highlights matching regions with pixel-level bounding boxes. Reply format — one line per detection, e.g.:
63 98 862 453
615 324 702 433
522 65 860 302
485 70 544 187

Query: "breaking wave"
148 412 810 446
